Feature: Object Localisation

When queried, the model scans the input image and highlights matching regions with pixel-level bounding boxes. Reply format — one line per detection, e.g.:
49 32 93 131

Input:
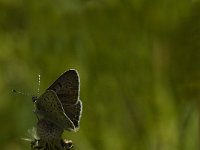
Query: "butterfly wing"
62 100 82 128
47 69 82 129
35 90 75 131
48 69 79 104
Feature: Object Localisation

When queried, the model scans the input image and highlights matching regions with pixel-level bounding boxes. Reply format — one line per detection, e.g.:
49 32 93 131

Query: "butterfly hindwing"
36 119 63 140
35 90 75 130
62 100 82 128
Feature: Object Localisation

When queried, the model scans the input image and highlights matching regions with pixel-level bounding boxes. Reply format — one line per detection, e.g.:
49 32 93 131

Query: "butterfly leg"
61 139 73 150
31 138 45 150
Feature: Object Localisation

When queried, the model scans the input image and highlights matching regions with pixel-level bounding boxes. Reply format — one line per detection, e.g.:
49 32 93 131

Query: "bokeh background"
0 0 199 150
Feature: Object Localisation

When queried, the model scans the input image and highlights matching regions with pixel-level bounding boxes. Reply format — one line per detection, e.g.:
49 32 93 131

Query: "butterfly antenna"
37 74 41 97
12 89 31 97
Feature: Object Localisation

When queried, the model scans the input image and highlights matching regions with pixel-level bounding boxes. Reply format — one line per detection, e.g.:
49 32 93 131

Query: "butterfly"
32 69 82 142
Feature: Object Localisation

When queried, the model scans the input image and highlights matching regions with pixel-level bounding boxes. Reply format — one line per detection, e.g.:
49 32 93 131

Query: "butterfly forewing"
47 69 82 129
35 90 75 130
47 69 79 104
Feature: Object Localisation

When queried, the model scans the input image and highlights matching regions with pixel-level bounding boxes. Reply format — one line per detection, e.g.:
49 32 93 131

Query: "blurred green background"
0 0 199 150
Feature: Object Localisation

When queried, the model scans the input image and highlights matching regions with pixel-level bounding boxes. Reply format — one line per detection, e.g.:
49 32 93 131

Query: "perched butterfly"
31 69 82 149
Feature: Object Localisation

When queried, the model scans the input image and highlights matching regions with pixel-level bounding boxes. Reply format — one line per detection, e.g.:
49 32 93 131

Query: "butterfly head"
32 96 38 103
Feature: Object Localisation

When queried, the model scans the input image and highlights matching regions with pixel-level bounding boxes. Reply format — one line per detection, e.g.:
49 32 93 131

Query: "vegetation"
0 0 199 150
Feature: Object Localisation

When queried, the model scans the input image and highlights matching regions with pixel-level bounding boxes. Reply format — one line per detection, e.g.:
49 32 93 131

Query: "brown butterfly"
31 69 82 149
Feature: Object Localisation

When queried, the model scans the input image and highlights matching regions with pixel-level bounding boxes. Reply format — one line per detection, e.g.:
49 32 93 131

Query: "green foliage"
0 0 199 149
